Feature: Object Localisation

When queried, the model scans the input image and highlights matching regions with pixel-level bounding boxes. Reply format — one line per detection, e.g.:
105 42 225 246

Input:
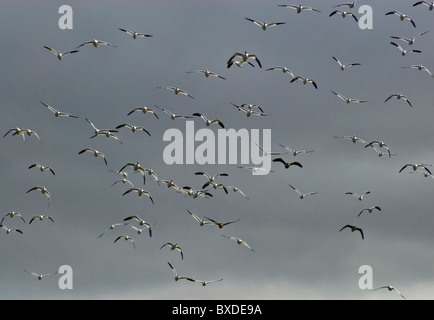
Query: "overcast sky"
1 0 433 300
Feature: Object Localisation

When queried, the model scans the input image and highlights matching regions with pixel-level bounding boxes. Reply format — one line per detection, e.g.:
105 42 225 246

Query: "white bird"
244 17 286 31
278 144 314 156
266 66 295 78
332 91 367 104
288 184 318 199
193 113 225 128
128 224 152 238
226 186 249 200
413 1 434 11
230 103 270 117
227 51 262 68
390 31 429 45
29 215 54 224
195 171 229 189
254 141 288 157
43 46 79 60
372 147 397 158
332 56 361 71
115 123 151 136
127 106 159 119
329 10 358 22
78 148 108 165
118 28 153 39
372 286 406 299
385 11 416 28
333 135 367 145
186 69 226 80
157 86 194 98
358 206 382 217
114 235 136 249
24 129 41 141
154 105 193 120
28 163 55 175
277 4 321 14
26 186 51 207
0 224 23 235
167 262 195 282
96 130 123 144
401 65 434 77
399 163 432 175
97 223 128 238
40 101 79 118
364 141 392 157
3 127 25 141
221 234 255 252
290 76 318 89
333 1 356 8
111 178 134 187
384 93 412 107
24 269 58 281
123 215 153 237
1 211 26 224
182 186 213 199
186 209 215 226
390 42 421 56
117 162 151 184
160 242 184 260
75 38 116 49
237 166 274 174
85 118 118 138
345 191 371 201
122 188 154 204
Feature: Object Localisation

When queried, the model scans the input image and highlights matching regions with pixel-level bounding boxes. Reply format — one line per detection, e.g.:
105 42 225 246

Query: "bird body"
339 225 364 240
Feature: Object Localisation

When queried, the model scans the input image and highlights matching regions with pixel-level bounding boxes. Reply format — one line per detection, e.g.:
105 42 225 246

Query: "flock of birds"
2 1 434 299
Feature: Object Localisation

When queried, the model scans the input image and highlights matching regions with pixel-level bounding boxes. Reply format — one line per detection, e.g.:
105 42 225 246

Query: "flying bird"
43 46 79 60
339 225 364 240
244 17 286 31
333 135 367 145
3 127 25 142
227 59 255 69
364 141 393 157
29 215 54 224
26 186 51 207
114 235 136 249
221 234 255 252
186 69 226 80
346 191 371 201
115 123 151 136
157 86 194 98
186 210 214 227
182 186 213 199
122 188 154 204
266 66 295 78
227 51 262 68
372 286 406 299
85 118 118 137
24 269 58 281
226 186 249 200
277 4 321 14
413 1 434 11
236 166 274 174
290 76 318 89
195 171 229 189
273 158 303 169
332 91 367 104
399 163 432 175
75 38 116 49
278 144 314 156
123 215 152 237
385 11 416 28
254 142 288 157
118 28 153 39
127 106 159 119
40 101 78 118
97 223 128 238
28 163 55 175
390 31 429 45
193 113 225 128
288 184 318 199
358 206 382 217
1 211 26 224
332 57 361 71
401 65 434 77
329 10 358 22
203 216 240 229
78 148 108 166
154 105 193 120
333 1 356 8
160 242 184 260
384 93 412 107
390 42 421 56
0 224 23 235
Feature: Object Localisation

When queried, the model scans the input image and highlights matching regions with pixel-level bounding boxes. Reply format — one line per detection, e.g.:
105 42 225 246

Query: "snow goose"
390 42 421 56
290 76 318 89
114 235 136 249
78 148 108 165
3 127 25 141
413 1 434 11
332 91 367 104
401 65 434 77
29 215 54 224
288 184 318 199
168 262 195 282
226 186 249 200
127 106 159 119
193 113 225 128
221 234 255 252
399 163 432 175
186 210 215 226
244 17 286 31
333 1 356 8
1 212 26 224
160 242 184 260
28 163 55 175
154 105 193 120
384 93 412 107
385 11 416 28
182 186 213 199
24 269 58 280
333 135 367 144
329 10 358 22
345 191 370 201
122 188 154 204
372 286 406 299
118 28 153 39
227 51 262 68
40 101 78 118
390 31 429 45
43 46 79 60
195 171 228 189
157 86 194 99
26 186 50 207
277 4 321 14
358 206 381 217
0 224 23 235
278 144 314 156
254 142 288 157
266 66 295 77
123 216 152 237
186 69 226 80
75 38 116 49
115 123 151 136
332 57 361 71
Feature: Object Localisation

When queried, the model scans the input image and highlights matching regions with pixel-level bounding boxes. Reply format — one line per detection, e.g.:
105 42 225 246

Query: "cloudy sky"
1 0 433 300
